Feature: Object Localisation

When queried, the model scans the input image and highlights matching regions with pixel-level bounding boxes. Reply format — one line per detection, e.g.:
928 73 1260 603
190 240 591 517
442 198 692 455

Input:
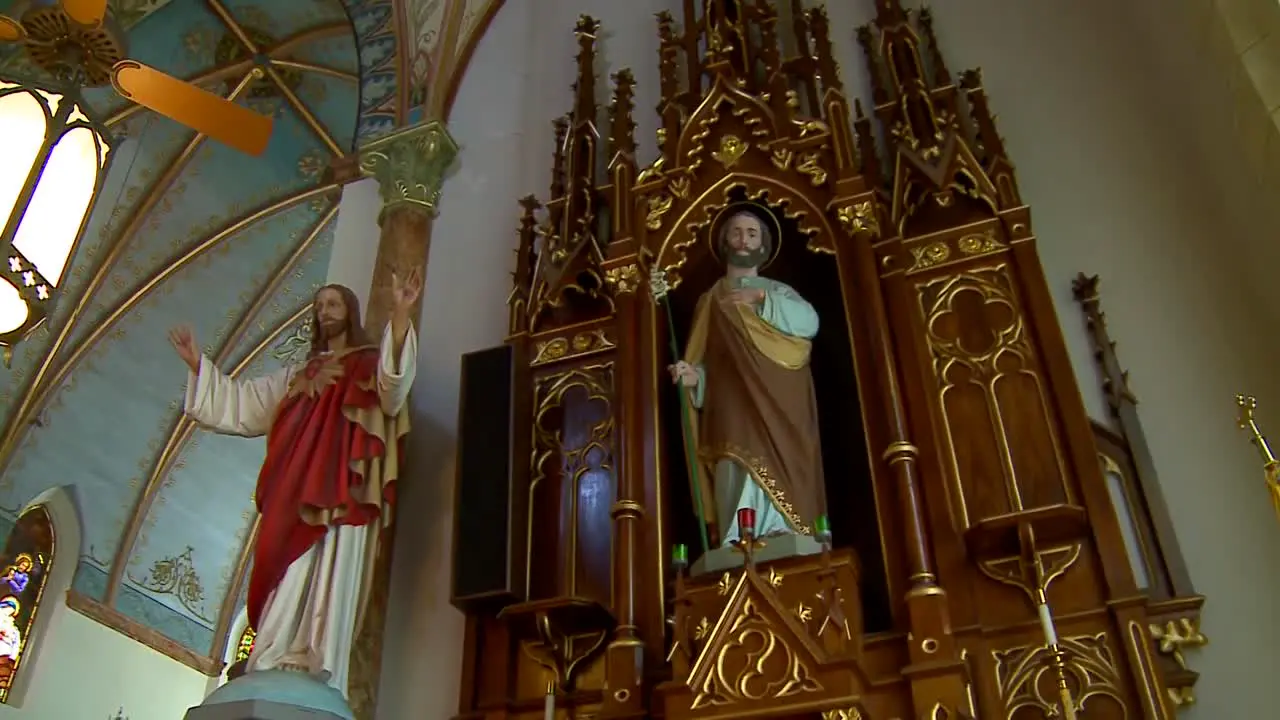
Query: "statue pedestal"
185 670 354 720
690 533 824 575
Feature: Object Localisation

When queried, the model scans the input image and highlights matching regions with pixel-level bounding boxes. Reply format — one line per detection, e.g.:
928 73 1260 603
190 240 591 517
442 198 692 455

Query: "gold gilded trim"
705 443 812 535
104 207 336 603
654 174 835 292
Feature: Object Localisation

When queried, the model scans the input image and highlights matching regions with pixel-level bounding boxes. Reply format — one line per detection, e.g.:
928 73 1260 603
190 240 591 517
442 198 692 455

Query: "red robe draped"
247 346 399 630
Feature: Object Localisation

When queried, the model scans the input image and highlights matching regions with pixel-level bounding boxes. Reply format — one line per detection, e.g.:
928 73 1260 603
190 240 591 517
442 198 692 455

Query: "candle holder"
964 506 1089 720
729 508 766 564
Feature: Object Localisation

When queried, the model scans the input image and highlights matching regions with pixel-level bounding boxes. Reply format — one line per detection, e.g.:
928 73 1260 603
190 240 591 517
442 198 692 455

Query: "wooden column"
345 120 459 720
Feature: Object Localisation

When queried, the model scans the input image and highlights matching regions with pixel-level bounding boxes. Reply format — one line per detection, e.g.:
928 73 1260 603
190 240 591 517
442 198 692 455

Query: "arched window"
0 504 53 703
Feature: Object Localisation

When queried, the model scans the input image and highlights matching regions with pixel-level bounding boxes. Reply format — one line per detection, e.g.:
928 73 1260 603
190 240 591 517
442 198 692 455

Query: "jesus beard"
319 319 346 340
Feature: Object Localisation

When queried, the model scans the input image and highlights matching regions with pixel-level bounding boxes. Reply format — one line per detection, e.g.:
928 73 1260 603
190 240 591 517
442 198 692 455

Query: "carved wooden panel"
528 361 616 606
916 260 1072 527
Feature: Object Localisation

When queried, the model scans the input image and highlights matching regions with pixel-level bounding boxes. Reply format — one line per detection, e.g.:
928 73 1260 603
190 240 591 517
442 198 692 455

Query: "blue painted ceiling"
0 0 403 666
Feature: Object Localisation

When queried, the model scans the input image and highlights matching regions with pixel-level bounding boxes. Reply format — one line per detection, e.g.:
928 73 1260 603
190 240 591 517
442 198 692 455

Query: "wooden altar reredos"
449 1 1207 718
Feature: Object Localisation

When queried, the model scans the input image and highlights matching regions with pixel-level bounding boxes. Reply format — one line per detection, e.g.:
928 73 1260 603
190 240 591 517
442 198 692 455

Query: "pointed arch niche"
0 485 81 707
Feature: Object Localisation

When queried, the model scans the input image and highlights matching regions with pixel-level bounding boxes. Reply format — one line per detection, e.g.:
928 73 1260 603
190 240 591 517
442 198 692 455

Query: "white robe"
184 325 416 697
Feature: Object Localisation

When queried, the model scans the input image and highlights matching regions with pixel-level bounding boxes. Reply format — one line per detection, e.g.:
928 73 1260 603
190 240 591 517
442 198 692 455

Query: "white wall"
820 1 1280 717
374 1 673 718
326 178 384 312
0 604 208 720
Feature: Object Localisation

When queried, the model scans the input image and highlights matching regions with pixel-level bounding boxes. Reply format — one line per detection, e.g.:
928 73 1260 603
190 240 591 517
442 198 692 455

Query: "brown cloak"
681 278 827 537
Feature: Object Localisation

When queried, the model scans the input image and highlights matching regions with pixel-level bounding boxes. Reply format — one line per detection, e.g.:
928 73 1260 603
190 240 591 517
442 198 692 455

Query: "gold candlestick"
1235 394 1280 524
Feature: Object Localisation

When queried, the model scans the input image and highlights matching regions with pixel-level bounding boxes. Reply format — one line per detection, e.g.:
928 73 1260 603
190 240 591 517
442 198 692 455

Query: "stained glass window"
0 505 52 703
235 626 256 663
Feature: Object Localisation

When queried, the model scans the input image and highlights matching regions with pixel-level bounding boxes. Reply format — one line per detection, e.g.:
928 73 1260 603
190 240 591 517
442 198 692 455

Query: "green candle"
672 544 688 564
814 515 830 534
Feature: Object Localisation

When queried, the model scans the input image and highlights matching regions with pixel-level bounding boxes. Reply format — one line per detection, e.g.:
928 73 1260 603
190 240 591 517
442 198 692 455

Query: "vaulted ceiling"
0 0 403 670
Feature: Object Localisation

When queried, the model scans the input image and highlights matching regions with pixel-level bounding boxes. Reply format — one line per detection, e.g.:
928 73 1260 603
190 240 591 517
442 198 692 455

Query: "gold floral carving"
837 201 878 237
604 263 641 295
531 329 616 366
957 229 1004 256
711 134 748 168
646 192 674 230
910 242 950 271
1149 617 1207 708
127 546 210 622
978 544 1080 604
796 152 828 186
771 147 794 171
993 633 1127 719
1148 618 1207 671
669 176 691 199
688 592 823 710
717 573 733 596
821 708 864 720
657 185 826 291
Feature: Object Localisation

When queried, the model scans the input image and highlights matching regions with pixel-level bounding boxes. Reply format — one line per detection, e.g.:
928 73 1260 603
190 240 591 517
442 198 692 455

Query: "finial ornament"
1236 394 1280 524
1236 394 1276 464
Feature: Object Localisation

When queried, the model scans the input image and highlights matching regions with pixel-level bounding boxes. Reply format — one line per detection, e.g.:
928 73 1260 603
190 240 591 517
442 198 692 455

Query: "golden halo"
708 201 784 269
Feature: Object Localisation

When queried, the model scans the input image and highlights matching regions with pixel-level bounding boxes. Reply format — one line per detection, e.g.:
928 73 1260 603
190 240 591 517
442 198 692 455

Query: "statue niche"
658 192 892 632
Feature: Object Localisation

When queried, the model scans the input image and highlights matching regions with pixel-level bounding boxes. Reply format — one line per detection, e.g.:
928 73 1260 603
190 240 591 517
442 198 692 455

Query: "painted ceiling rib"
103 208 339 606
271 60 359 83
0 176 337 491
0 71 249 481
206 0 346 156
104 22 352 129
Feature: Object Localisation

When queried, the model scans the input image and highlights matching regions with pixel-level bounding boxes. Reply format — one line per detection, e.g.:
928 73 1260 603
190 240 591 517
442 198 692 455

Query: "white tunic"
184 325 416 697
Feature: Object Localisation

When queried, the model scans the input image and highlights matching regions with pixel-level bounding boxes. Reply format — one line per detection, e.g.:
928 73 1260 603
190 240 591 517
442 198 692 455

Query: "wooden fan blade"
0 15 23 41
111 60 273 157
60 0 108 28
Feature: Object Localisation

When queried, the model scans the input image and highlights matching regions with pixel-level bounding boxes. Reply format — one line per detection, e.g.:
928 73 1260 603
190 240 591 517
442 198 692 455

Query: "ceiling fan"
0 0 273 156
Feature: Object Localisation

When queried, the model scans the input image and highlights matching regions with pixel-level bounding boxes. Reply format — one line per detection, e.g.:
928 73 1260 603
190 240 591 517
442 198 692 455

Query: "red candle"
737 507 756 534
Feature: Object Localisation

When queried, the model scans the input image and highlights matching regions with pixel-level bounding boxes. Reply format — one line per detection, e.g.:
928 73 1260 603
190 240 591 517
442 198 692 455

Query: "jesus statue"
168 269 422 697
668 204 828 548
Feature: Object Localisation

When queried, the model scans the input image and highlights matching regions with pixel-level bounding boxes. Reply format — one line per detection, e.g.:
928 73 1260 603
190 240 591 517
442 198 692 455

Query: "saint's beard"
726 245 768 269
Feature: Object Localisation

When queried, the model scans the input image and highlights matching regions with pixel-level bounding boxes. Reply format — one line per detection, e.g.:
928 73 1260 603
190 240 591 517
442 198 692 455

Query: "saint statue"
168 269 423 696
668 204 828 547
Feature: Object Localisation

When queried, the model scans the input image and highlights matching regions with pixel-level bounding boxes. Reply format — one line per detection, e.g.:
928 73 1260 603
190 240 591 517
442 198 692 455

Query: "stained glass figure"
235 626 256 663
0 506 52 703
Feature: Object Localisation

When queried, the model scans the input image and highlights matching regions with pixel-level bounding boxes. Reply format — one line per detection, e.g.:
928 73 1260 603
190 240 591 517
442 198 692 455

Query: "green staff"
649 268 711 556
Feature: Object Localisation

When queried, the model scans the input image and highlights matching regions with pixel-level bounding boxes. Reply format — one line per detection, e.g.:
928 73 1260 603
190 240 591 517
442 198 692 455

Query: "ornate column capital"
357 120 459 221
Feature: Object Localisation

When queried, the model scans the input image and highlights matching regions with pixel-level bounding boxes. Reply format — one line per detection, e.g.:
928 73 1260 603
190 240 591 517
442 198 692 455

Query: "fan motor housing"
16 0 128 87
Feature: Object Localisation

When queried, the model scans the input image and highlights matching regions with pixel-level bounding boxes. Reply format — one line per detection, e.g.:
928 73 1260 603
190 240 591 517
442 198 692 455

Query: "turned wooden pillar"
833 200 971 715
344 120 459 720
